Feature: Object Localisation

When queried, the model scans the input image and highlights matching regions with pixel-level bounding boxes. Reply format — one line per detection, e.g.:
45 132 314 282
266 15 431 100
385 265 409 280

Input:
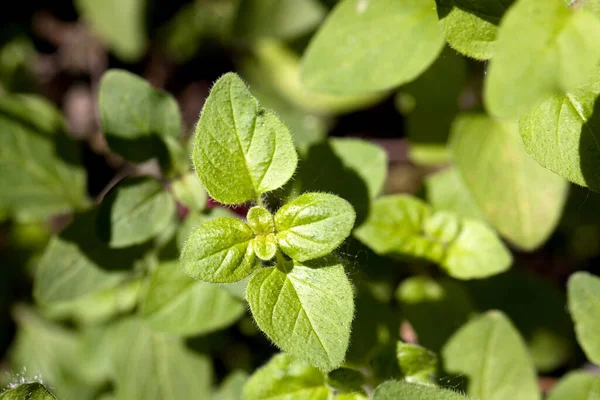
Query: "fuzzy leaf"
451 114 568 250
275 192 356 261
140 261 245 336
568 272 600 364
484 0 600 118
193 72 297 205
301 0 444 95
373 380 468 400
181 217 259 283
442 311 540 400
0 383 56 400
247 262 354 371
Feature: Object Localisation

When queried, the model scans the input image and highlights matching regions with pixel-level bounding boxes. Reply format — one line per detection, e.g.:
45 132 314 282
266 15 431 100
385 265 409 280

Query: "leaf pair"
181 192 355 282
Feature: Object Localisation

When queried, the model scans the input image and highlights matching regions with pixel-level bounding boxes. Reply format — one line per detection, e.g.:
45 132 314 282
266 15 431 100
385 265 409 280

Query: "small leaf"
98 177 176 248
172 172 208 212
274 192 356 261
75 0 146 61
0 383 56 400
450 114 568 250
243 353 331 400
181 217 259 282
301 0 444 94
176 207 240 252
442 311 540 400
140 261 246 336
251 234 278 261
425 167 484 220
193 72 298 205
247 262 354 371
484 0 600 118
247 206 275 235
568 272 600 364
519 67 600 190
435 0 514 60
215 371 249 400
99 69 181 162
396 341 438 384
547 371 600 400
373 380 468 400
326 368 365 394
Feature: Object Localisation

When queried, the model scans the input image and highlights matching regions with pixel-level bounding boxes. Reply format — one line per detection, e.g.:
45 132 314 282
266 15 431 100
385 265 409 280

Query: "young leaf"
111 319 213 400
436 0 514 60
140 261 246 336
373 380 468 400
547 371 600 400
171 172 208 212
274 192 356 261
247 262 354 371
98 70 181 162
568 272 600 364
396 342 438 384
243 353 331 400
75 0 146 61
519 67 600 191
193 72 298 205
450 114 568 250
98 177 176 248
484 0 600 118
0 115 88 222
247 206 275 235
181 217 259 283
301 0 444 95
442 311 540 400
0 383 56 400
251 234 278 261
426 167 484 220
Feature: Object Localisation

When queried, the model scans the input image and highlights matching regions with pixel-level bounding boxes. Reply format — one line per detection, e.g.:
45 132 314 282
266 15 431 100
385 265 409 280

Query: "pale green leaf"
98 69 181 162
373 380 468 400
484 0 600 118
301 0 444 95
181 216 259 282
519 67 600 190
436 0 514 60
252 234 278 261
396 342 437 384
75 0 146 61
140 261 245 336
547 371 600 400
247 262 354 371
98 177 176 248
568 272 600 364
193 72 298 204
215 370 249 400
111 319 213 400
247 206 275 235
0 115 88 222
172 172 207 212
451 114 568 250
425 167 484 220
243 353 331 400
0 383 56 400
274 192 356 261
442 311 540 400
176 207 240 251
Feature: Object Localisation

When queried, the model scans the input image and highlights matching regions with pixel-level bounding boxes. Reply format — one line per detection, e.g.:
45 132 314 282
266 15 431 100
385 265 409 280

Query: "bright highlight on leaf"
193 72 298 205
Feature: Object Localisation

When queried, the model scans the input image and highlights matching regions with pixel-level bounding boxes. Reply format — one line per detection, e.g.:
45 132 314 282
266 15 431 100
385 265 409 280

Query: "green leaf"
519 67 600 190
140 261 245 336
0 93 66 136
547 371 600 400
215 370 249 400
193 72 298 204
75 0 146 61
247 262 354 371
451 114 568 250
568 272 600 364
301 0 444 95
0 383 56 400
98 177 176 248
396 342 437 384
181 216 259 282
435 0 514 60
98 69 181 162
373 380 468 400
172 172 207 212
247 206 275 234
426 167 484 220
442 311 540 400
274 192 355 261
234 0 325 40
176 207 241 252
111 319 213 400
0 115 88 222
243 353 331 400
484 0 600 118
326 368 365 394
